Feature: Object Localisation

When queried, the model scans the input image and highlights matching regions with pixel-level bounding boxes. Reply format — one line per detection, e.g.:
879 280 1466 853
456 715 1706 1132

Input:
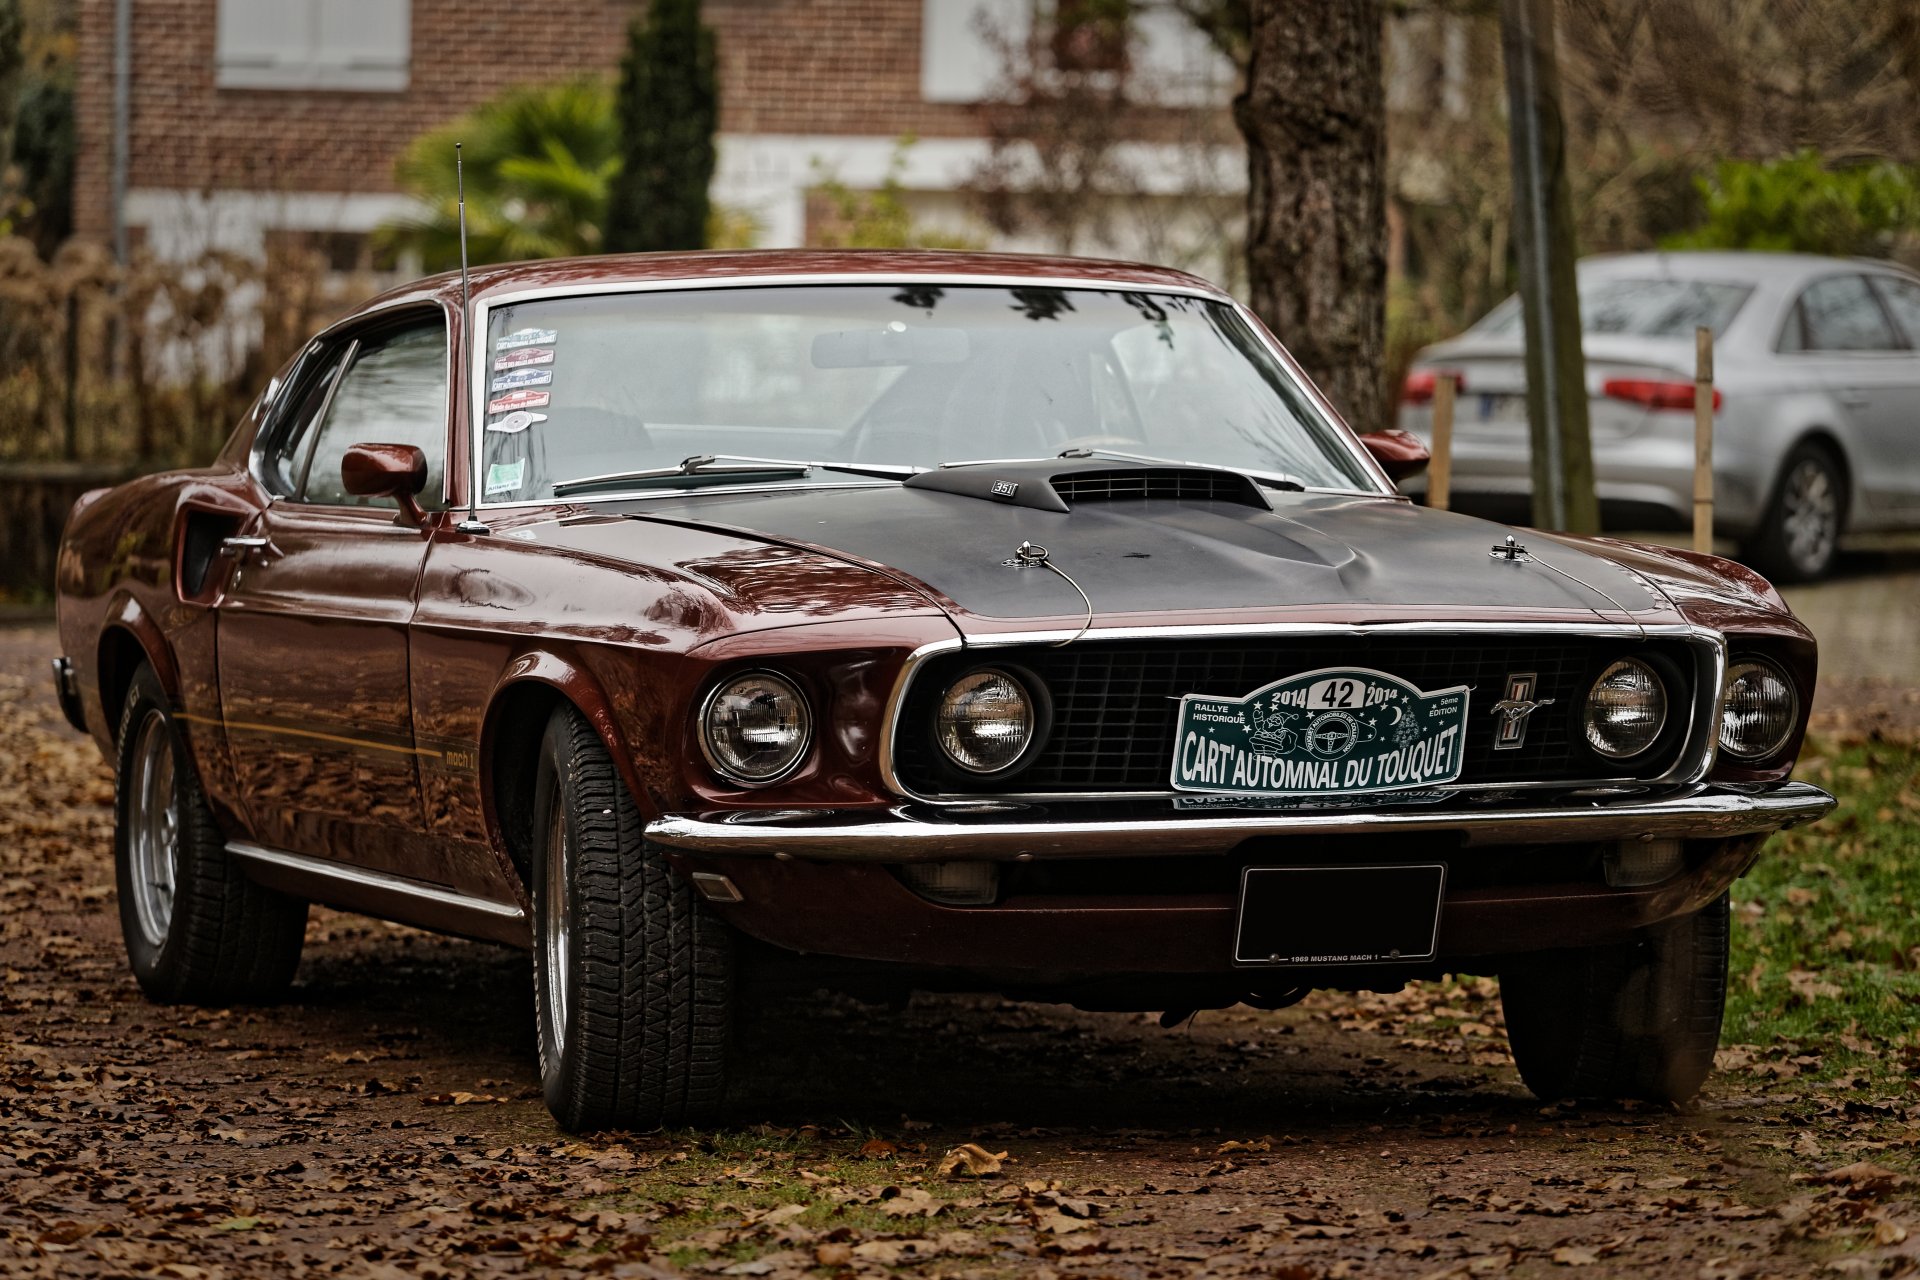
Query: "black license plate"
1233 864 1447 967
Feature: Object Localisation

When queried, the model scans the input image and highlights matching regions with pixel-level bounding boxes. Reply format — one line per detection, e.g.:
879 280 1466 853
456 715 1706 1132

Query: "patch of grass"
1724 740 1920 1085
591 1133 1004 1268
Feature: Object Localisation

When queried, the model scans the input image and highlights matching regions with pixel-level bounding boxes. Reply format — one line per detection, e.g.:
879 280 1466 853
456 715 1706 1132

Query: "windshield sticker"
494 347 554 371
1171 667 1470 798
487 410 547 435
490 368 553 392
496 328 557 350
484 459 527 495
487 389 549 414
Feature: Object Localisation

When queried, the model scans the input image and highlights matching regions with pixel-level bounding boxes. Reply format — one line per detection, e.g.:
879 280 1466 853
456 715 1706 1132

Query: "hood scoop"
902 458 1269 514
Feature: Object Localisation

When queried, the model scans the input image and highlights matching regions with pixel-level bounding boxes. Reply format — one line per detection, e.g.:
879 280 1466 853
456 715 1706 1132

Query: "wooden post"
1693 325 1714 553
64 291 81 460
1428 373 1456 511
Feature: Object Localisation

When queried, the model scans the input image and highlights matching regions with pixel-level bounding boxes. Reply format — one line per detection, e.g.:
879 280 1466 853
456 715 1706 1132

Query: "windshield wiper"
552 454 913 498
1054 446 1307 492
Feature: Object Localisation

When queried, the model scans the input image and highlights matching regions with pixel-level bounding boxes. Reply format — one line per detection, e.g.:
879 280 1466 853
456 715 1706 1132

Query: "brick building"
73 0 1242 276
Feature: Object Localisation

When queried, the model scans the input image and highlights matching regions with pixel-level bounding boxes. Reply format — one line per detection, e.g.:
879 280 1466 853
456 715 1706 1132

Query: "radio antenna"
453 142 489 536
455 142 471 311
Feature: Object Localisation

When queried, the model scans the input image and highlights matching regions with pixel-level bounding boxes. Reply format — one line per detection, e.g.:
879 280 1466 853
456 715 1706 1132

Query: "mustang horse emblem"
1491 671 1555 750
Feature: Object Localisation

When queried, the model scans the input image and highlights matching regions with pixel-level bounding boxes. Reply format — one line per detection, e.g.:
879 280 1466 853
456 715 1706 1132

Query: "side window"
1794 275 1901 353
1870 275 1920 347
257 343 348 497
300 319 449 509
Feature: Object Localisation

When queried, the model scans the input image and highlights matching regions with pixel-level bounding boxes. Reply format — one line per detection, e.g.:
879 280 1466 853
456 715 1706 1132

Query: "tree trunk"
1502 0 1599 533
1234 0 1387 435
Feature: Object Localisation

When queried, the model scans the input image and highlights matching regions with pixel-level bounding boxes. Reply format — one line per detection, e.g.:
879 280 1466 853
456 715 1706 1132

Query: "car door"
1783 272 1913 524
1860 273 1920 522
217 309 451 880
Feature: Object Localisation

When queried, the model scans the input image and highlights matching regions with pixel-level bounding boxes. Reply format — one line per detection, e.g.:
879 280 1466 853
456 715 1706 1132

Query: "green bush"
1662 149 1920 260
605 0 717 254
376 79 620 271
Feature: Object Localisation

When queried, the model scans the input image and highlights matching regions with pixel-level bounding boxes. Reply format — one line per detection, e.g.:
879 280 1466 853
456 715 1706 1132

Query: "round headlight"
1720 658 1797 761
936 670 1035 774
1584 658 1668 760
701 672 811 785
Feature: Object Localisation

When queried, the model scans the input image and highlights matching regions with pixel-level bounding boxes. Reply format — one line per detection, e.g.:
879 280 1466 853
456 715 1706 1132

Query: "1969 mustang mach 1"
54 250 1833 1131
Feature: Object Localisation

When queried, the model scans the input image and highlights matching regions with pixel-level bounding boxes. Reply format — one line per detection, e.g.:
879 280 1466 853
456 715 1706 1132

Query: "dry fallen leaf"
936 1143 1009 1179
1032 1207 1096 1234
1550 1245 1598 1266
878 1186 942 1217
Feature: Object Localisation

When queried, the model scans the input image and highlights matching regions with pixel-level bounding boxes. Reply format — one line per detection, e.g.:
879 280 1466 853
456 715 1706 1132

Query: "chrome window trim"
463 274 1394 512
250 303 456 510
877 621 1727 806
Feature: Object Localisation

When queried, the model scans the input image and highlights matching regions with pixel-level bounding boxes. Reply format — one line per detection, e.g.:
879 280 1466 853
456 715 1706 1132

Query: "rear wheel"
114 663 307 1003
530 703 732 1132
1500 894 1728 1104
1742 443 1845 582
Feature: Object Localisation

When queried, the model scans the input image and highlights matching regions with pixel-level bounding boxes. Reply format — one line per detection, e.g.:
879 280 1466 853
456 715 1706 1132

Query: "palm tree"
375 79 620 271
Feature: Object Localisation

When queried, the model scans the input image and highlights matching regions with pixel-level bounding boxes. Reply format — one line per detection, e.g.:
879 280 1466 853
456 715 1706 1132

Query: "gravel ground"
3 621 1916 1279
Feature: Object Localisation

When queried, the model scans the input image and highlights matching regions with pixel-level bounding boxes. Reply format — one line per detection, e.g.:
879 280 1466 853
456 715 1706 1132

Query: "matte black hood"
627 464 1666 626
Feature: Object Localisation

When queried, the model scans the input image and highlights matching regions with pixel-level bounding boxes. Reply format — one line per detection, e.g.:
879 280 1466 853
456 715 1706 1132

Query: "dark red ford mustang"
53 250 1833 1131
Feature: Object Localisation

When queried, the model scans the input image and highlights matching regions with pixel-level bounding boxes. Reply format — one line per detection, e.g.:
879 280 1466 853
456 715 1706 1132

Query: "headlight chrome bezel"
1582 656 1671 761
933 665 1050 777
699 670 814 787
1719 656 1799 763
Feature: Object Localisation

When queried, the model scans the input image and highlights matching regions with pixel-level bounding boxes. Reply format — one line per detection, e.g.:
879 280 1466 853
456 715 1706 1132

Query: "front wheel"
530 703 732 1133
1500 894 1729 1104
114 662 307 1003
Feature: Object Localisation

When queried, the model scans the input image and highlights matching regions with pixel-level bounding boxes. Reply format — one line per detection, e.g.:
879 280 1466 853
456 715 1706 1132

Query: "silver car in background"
1398 251 1920 580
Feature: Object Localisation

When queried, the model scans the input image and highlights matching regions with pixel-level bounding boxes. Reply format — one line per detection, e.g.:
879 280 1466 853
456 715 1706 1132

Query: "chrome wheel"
127 709 180 949
541 804 571 1062
1780 458 1838 575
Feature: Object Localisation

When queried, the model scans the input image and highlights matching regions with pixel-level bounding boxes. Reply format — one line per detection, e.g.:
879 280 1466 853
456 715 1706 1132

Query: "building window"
920 0 1231 106
215 0 412 92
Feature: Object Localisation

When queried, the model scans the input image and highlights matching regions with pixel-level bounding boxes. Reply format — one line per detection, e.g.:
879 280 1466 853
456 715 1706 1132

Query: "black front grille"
1052 468 1264 509
893 635 1696 795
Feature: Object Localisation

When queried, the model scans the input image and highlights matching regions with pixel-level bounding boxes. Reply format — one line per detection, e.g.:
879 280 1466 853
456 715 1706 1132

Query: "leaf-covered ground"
3 622 1917 1279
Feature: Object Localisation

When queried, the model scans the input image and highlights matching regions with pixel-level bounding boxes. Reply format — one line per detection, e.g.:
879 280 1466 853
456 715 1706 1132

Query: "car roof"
1577 249 1918 289
354 249 1230 317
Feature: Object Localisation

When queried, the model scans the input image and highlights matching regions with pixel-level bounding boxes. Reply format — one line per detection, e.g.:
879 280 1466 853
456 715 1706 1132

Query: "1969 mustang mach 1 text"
53 251 1834 1131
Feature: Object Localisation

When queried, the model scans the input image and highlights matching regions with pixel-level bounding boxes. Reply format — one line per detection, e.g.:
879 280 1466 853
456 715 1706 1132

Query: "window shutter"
314 0 412 90
216 0 317 86
214 0 410 91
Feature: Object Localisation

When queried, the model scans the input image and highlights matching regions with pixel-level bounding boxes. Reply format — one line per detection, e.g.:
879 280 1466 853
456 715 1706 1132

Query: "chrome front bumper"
646 781 1834 863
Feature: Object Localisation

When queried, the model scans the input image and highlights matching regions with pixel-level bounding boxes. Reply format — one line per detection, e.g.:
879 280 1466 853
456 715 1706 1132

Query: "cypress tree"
605 0 717 253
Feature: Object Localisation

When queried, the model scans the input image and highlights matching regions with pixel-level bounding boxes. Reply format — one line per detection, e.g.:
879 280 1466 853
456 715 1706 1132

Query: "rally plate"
1233 864 1447 967
1170 667 1470 798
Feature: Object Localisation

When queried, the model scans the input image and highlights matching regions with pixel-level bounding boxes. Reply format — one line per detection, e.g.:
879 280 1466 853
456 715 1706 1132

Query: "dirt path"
2 623 1912 1279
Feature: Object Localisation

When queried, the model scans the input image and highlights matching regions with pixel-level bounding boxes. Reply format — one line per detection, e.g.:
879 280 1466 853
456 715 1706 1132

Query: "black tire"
1741 443 1846 583
114 662 307 1003
1500 894 1729 1104
530 703 732 1132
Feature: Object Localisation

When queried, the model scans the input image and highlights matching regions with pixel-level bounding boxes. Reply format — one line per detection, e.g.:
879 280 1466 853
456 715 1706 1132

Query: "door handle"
1837 389 1872 407
222 534 280 559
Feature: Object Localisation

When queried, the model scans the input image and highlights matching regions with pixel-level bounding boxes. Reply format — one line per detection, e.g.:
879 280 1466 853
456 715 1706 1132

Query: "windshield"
1474 277 1754 340
475 284 1379 502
